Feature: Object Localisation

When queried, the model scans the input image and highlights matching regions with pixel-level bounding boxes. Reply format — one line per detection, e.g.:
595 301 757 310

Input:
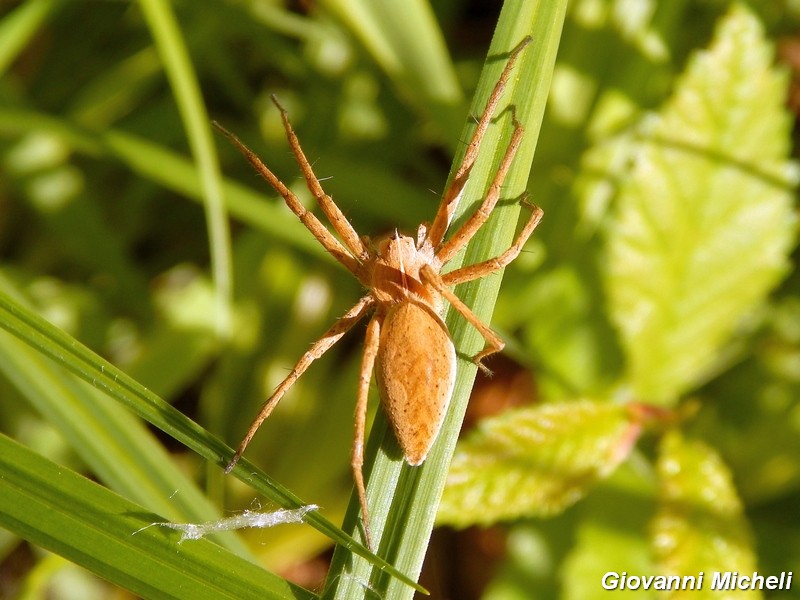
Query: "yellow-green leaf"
606 5 797 403
438 401 640 527
652 431 759 599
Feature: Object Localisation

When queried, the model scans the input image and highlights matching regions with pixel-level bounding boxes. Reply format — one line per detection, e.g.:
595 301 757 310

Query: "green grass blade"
0 274 249 556
0 433 315 600
324 0 568 597
137 0 233 338
320 0 464 145
0 0 60 76
0 288 423 592
0 107 330 260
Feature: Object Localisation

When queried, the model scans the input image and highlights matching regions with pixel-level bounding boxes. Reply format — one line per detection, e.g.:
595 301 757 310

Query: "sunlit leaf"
438 401 641 527
606 5 797 403
652 431 760 598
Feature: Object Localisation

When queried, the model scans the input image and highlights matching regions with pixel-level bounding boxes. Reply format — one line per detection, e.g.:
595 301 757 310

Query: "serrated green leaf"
563 526 654 600
652 431 759 599
606 5 797 404
561 467 657 600
438 401 639 527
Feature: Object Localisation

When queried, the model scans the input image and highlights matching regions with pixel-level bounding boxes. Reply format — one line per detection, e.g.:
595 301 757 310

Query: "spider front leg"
442 198 543 287
427 36 531 248
421 199 543 371
434 112 524 265
270 95 370 263
225 295 374 473
419 264 504 373
351 314 382 550
212 121 364 278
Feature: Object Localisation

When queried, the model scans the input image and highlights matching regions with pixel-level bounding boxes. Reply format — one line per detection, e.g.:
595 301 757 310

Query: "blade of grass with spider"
323 0 568 597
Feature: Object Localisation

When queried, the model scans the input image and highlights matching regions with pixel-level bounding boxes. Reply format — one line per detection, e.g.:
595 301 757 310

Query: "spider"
215 37 541 545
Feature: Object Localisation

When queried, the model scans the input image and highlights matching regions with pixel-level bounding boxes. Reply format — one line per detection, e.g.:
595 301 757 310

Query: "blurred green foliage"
1 0 799 599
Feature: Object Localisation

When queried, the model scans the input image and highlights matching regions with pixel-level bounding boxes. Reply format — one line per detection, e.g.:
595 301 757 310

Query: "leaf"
606 5 798 403
652 431 759 599
0 433 315 600
437 401 640 527
561 467 657 600
563 527 653 599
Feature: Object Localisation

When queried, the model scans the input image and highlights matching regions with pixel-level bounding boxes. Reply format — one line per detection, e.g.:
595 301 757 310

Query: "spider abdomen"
375 301 457 465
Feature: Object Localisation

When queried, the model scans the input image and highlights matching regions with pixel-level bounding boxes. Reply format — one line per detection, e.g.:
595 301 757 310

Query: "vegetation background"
0 0 799 599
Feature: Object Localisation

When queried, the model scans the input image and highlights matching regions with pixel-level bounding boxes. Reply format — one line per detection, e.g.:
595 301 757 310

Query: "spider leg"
427 36 531 249
213 121 364 277
442 199 543 286
352 313 382 550
271 96 371 263
419 264 504 373
434 113 524 265
225 294 374 473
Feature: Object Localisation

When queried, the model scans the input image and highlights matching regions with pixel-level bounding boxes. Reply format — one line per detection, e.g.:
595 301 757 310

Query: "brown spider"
215 37 541 545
